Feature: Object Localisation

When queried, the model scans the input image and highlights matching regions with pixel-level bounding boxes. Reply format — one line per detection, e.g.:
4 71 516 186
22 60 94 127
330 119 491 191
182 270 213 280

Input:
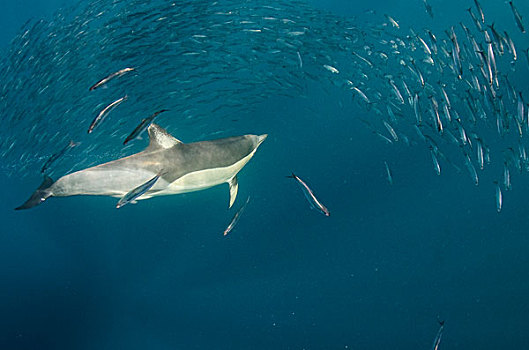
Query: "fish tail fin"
69 140 81 147
286 173 296 179
15 176 54 210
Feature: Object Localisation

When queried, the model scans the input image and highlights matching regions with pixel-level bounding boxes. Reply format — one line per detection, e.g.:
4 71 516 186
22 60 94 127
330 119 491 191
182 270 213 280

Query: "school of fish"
0 0 528 222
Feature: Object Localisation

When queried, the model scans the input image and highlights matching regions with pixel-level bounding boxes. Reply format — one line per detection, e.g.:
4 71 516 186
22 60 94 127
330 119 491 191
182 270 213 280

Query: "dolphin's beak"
257 134 268 146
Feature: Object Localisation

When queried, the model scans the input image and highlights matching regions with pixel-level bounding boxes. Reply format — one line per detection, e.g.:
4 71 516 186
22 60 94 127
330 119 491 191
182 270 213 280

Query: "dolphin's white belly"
147 147 257 198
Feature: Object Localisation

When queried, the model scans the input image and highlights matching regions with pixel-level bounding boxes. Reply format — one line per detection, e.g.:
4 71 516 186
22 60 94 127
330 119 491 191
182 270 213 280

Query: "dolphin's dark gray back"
93 134 260 184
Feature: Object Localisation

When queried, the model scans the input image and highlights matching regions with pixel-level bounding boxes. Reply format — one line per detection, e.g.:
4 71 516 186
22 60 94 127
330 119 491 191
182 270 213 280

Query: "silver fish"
474 0 485 23
417 35 432 56
465 154 479 186
509 1 526 34
413 94 422 125
88 96 127 134
288 173 330 216
423 0 434 18
323 64 339 74
476 138 484 170
389 79 405 104
351 86 371 104
223 196 251 236
384 14 400 29
383 120 399 142
467 7 483 32
40 140 79 174
431 320 444 350
503 163 511 190
296 51 303 69
504 31 517 60
89 67 135 91
494 181 502 213
116 172 161 208
384 161 393 185
431 147 441 175
430 96 443 134
123 109 168 145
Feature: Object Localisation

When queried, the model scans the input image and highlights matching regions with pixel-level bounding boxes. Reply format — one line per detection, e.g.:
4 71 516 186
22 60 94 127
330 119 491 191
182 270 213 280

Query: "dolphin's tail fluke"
15 176 54 210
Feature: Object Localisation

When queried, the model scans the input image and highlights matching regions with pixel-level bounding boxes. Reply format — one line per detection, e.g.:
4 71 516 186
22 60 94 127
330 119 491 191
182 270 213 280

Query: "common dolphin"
16 123 267 210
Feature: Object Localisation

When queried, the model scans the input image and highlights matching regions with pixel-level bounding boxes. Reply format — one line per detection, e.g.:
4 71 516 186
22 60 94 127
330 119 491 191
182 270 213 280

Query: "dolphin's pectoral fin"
146 123 183 151
228 176 238 208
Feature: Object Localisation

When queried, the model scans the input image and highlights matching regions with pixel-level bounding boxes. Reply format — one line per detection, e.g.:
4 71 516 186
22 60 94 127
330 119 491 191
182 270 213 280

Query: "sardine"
287 173 330 216
89 67 135 91
40 140 79 174
474 0 485 23
323 64 339 74
417 35 432 56
384 161 393 185
384 14 400 29
509 1 526 34
389 80 405 104
423 0 434 19
123 109 168 145
88 96 127 134
383 120 399 141
223 196 251 236
413 94 422 125
351 86 371 104
431 320 444 350
467 7 482 32
504 31 517 60
494 181 502 212
503 162 512 190
430 147 441 175
465 154 479 186
116 173 161 209
296 51 303 69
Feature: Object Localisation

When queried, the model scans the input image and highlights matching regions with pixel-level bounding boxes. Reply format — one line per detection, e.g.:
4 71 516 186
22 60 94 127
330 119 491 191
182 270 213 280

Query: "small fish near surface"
384 161 393 185
89 67 135 91
116 172 162 209
509 1 526 34
287 173 330 216
431 319 445 350
494 181 502 213
16 123 267 210
88 95 127 134
123 109 168 145
40 140 80 174
423 0 434 19
223 196 251 236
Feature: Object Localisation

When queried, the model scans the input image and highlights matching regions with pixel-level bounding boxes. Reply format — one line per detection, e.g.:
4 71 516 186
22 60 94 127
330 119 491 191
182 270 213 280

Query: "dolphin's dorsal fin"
146 123 182 150
228 175 238 208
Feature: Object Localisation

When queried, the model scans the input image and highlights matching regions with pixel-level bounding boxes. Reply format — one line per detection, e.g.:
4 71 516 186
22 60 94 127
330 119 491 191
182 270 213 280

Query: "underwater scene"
1 0 529 348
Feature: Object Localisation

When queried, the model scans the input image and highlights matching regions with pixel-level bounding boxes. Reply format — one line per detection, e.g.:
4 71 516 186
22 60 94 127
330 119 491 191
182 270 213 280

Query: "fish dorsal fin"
146 123 182 150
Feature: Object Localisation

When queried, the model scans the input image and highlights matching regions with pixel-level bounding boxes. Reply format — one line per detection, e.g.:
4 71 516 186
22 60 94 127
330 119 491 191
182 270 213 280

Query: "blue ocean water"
1 0 529 349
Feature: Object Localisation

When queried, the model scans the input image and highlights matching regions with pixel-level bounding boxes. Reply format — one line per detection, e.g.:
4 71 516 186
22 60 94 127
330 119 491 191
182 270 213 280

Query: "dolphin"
16 123 267 210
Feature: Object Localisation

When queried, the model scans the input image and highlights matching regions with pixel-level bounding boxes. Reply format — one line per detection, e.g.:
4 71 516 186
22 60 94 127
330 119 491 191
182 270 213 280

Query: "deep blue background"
1 0 529 349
